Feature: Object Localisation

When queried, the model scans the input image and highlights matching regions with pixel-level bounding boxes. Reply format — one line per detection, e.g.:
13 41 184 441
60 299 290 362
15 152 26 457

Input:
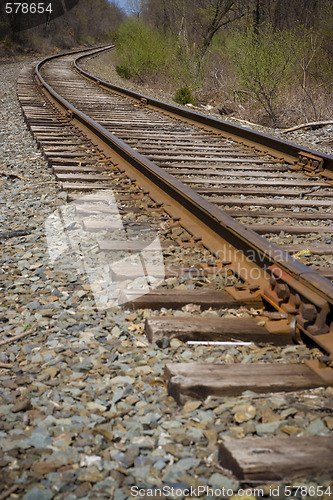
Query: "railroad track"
17 46 333 484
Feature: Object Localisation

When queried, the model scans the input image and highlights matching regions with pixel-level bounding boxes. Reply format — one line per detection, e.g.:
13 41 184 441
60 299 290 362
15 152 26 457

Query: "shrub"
116 65 132 79
227 24 295 126
174 87 196 105
115 19 173 82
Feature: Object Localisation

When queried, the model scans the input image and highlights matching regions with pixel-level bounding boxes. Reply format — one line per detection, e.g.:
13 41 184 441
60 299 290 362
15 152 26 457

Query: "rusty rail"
34 47 333 382
74 47 333 178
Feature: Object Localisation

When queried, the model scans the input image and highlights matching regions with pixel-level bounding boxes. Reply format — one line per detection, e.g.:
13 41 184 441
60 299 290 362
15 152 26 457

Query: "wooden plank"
250 224 333 235
153 155 271 163
182 178 328 188
35 135 77 140
55 173 113 182
227 210 333 221
111 265 166 280
62 182 115 191
48 158 91 166
146 316 289 345
52 166 107 174
126 139 244 149
75 205 140 215
48 157 97 168
139 149 258 157
75 205 119 215
118 289 263 310
211 197 333 208
197 188 332 199
166 166 288 173
45 151 88 158
281 244 333 255
112 131 221 139
197 187 331 197
99 239 178 252
67 193 133 203
164 363 324 404
101 120 166 126
83 220 124 231
30 126 66 132
38 140 85 146
218 436 333 482
83 220 153 232
43 146 84 153
111 264 202 281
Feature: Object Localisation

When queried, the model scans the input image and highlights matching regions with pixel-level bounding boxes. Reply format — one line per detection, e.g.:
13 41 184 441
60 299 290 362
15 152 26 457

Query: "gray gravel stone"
208 473 239 491
24 486 55 500
255 420 288 435
0 56 332 499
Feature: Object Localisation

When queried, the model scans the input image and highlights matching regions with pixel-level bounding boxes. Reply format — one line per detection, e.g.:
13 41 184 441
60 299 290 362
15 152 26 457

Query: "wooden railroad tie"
164 363 325 405
219 436 333 482
118 289 263 310
146 316 289 345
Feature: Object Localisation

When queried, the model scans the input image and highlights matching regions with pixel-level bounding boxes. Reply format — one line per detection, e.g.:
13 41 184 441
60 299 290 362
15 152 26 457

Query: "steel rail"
35 47 333 381
74 47 333 177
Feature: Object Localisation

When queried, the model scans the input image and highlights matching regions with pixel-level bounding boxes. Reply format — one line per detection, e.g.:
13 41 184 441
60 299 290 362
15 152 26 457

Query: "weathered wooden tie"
99 239 178 252
110 264 202 281
218 436 333 482
164 363 324 404
146 316 289 345
118 289 263 310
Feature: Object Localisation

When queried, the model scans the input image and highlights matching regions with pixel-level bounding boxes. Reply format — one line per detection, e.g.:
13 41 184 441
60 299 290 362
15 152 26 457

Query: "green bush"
227 24 295 125
174 87 196 105
115 19 173 82
116 65 132 79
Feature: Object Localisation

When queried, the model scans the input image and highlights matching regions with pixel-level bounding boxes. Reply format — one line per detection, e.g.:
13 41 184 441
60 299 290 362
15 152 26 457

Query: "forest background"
1 0 332 127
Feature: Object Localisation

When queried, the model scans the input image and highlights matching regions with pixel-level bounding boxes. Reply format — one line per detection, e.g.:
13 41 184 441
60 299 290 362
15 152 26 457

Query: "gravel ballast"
0 57 333 499
82 51 333 157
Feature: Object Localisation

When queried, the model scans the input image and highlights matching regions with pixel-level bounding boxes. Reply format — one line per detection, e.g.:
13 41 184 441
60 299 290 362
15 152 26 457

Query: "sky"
111 0 128 12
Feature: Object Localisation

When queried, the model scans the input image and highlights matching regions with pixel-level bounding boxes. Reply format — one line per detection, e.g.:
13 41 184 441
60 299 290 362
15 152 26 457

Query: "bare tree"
143 0 245 57
126 0 145 18
191 0 245 58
